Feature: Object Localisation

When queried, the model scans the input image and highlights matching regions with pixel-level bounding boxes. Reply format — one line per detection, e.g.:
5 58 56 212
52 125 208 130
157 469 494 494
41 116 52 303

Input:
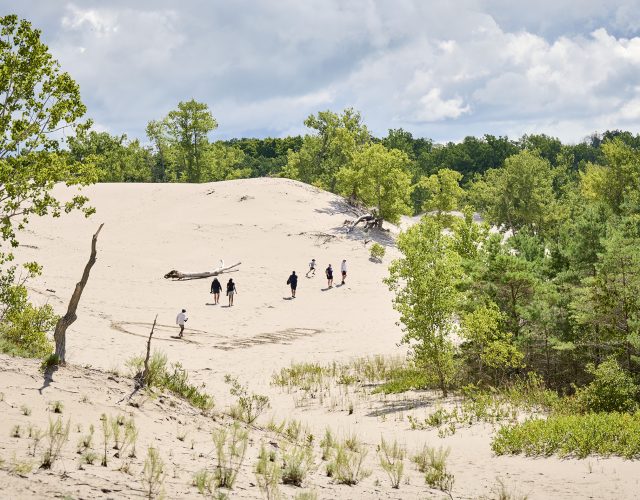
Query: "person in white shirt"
306 258 316 277
176 309 188 338
341 259 347 285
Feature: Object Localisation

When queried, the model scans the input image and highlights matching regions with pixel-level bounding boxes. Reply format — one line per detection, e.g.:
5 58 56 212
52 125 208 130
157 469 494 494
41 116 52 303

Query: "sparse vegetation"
81 451 99 465
49 400 64 414
211 422 249 489
282 443 315 486
100 414 111 467
255 443 282 500
127 351 214 410
378 437 405 488
412 445 454 497
20 404 31 416
41 418 70 469
142 446 166 499
10 425 21 438
324 433 370 485
225 374 270 424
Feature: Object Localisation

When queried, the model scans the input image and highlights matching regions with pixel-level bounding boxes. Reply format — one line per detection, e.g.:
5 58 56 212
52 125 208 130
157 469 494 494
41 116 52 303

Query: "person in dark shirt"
210 277 222 304
326 264 333 288
226 279 237 307
287 271 298 298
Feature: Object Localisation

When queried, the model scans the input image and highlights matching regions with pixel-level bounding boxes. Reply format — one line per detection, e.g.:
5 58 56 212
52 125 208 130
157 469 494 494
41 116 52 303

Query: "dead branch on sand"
163 262 241 280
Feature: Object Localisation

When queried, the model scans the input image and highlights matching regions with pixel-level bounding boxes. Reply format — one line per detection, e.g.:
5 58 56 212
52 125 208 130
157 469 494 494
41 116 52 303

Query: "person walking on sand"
326 264 334 288
287 271 298 298
176 309 188 338
341 259 347 285
306 258 316 277
210 277 222 304
226 278 237 307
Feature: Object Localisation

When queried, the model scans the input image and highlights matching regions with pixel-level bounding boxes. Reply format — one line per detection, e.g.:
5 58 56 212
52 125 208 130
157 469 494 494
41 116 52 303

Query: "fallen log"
164 262 241 280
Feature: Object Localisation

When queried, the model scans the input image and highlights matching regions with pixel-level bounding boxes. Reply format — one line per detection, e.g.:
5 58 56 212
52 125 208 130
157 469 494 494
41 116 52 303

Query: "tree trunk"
53 224 104 365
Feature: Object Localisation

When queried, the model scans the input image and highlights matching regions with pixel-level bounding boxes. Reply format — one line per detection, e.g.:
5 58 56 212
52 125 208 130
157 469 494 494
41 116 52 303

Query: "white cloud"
7 0 640 142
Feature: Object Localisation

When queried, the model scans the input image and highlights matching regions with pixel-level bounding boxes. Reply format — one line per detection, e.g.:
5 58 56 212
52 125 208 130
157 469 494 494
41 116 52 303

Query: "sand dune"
2 178 639 499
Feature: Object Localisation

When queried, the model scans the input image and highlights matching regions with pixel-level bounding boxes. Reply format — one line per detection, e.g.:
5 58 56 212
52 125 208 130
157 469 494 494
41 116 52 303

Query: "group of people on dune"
175 258 347 338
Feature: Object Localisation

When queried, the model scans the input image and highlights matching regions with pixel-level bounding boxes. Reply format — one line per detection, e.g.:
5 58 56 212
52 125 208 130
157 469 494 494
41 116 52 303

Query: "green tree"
385 217 462 395
469 150 556 235
336 143 412 224
284 108 369 191
419 168 464 220
0 14 95 248
165 99 218 182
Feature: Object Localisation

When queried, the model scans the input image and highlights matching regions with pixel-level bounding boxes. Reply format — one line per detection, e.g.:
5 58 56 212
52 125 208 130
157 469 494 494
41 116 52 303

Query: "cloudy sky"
7 1 640 143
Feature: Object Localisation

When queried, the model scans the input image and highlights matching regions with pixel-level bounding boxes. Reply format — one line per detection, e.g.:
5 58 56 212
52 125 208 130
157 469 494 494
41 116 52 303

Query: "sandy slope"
2 178 639 499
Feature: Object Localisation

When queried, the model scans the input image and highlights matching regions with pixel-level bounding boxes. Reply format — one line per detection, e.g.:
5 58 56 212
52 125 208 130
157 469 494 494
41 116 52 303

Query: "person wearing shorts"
306 258 316 277
326 264 333 288
211 277 222 304
287 271 298 298
341 259 347 285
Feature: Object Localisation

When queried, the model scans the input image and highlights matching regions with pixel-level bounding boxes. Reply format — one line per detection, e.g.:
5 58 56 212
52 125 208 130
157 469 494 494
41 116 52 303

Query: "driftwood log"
53 223 104 365
347 213 383 232
164 262 241 280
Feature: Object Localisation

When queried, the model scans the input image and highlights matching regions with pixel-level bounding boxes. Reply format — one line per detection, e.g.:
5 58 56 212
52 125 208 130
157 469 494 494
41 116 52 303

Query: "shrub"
575 358 638 413
282 443 315 486
20 405 31 416
369 243 385 262
327 435 370 485
225 375 270 424
41 418 70 469
212 422 249 489
81 451 99 465
378 437 405 488
492 412 640 458
142 447 165 499
0 302 57 358
255 443 281 500
193 469 215 496
412 445 454 495
127 351 214 410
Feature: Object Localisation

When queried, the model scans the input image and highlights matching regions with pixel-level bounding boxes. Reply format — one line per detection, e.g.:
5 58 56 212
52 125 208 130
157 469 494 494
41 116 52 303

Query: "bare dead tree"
140 315 158 388
53 223 104 365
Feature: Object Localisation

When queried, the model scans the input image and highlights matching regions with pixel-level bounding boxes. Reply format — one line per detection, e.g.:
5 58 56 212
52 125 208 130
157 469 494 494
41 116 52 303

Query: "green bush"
0 302 57 358
492 412 640 458
574 358 638 413
126 351 214 411
369 243 385 262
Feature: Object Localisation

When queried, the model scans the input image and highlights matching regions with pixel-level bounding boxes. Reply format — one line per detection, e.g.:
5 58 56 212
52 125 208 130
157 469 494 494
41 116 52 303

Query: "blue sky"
7 1 640 143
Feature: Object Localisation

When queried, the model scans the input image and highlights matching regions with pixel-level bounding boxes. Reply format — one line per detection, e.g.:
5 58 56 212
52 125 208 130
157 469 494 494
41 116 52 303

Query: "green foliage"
211 422 249 489
369 242 385 262
492 412 640 458
386 217 461 396
127 351 214 410
225 374 270 424
281 443 315 486
142 447 165 499
336 142 413 224
378 437 405 488
284 108 369 191
255 443 281 500
0 300 57 358
419 168 464 219
325 433 370 485
469 150 557 235
574 358 638 413
412 445 455 495
41 418 70 469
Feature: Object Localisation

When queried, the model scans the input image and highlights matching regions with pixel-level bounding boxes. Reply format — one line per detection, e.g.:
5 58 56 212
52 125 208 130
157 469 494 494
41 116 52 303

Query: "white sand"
1 178 639 498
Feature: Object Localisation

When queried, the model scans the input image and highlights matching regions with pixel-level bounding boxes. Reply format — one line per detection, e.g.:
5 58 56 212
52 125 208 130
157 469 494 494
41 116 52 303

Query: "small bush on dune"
212 422 249 489
255 443 282 500
41 418 70 469
0 302 57 358
412 445 454 496
142 446 165 499
492 412 640 458
127 351 214 411
325 433 370 485
225 375 270 424
378 437 405 489
282 443 315 486
369 243 385 262
574 358 638 413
